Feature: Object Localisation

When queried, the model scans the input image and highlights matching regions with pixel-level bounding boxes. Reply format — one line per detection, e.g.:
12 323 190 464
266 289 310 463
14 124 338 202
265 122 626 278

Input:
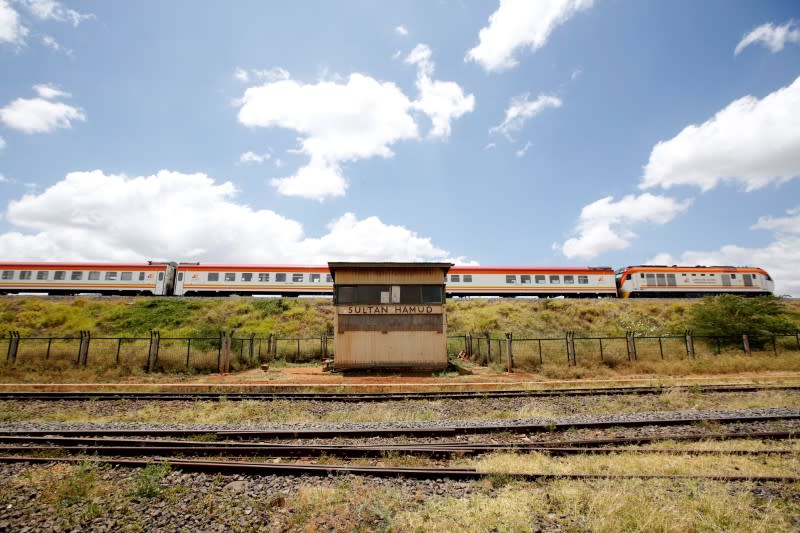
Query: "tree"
688 295 797 347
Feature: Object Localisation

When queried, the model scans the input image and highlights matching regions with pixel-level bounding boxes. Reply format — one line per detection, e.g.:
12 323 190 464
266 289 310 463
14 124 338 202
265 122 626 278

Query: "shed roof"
327 262 452 281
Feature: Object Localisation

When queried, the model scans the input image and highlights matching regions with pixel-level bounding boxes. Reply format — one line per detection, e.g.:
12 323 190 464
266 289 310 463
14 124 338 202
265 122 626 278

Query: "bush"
688 295 797 347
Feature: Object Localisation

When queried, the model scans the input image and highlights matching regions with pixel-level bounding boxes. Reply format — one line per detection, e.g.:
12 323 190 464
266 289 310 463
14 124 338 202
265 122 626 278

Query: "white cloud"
649 207 800 296
233 68 249 82
406 44 475 139
484 142 496 150
0 135 5 149
515 141 532 157
0 174 7 183
641 76 800 192
466 0 594 72
19 0 93 26
571 66 583 80
237 48 473 200
33 83 70 99
559 193 692 260
490 93 562 139
395 25 408 36
238 150 271 165
0 169 462 264
0 85 85 133
0 0 27 45
41 34 72 56
735 20 800 55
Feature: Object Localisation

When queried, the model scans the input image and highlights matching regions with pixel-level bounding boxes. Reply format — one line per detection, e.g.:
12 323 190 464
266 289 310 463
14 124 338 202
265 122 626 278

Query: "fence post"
658 336 664 360
626 331 637 361
185 338 191 369
505 333 513 373
219 332 232 374
249 333 256 363
742 334 751 356
6 331 20 364
46 337 52 360
685 330 695 359
538 338 543 364
565 331 576 366
598 338 604 361
772 336 777 356
147 331 159 373
75 331 83 365
78 331 91 368
116 338 122 365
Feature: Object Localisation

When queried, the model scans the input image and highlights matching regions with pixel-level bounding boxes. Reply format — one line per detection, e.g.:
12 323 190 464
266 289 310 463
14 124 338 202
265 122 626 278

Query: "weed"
131 461 171 498
55 461 98 507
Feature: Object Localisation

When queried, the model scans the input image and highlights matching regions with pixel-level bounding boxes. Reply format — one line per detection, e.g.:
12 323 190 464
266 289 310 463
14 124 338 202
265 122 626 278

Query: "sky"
1 0 799 295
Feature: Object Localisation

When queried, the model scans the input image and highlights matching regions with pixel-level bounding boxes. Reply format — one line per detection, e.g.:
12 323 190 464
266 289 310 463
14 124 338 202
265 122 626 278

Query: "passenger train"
0 261 775 298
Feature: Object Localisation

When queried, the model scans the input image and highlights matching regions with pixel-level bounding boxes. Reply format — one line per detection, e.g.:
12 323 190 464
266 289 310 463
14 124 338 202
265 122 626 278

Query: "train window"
731 274 736 279
463 274 472 282
667 273 677 286
578 275 588 284
54 271 65 280
276 273 286 282
177 272 184 281
311 273 321 282
549 275 560 284
19 270 32 280
88 271 100 280
105 272 118 281
564 275 575 284
121 272 132 281
535 275 546 284
258 273 270 282
506 275 516 284
1 271 12 280
326 274 333 283
36 271 49 280
208 273 219 282
241 273 253 282
224 273 236 282
139 272 145 281
71 271 83 280
158 272 164 281
521 275 531 284
640 273 645 278
451 274 460 282
656 273 666 286
292 273 304 282
646 273 655 284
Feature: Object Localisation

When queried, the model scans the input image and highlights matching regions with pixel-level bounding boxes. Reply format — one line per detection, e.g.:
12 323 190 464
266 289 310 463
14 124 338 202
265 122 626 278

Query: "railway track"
1 383 797 402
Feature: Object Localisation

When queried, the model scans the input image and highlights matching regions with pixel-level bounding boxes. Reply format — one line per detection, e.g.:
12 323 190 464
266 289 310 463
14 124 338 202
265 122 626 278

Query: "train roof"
449 265 614 274
618 265 768 272
176 263 329 271
0 261 170 269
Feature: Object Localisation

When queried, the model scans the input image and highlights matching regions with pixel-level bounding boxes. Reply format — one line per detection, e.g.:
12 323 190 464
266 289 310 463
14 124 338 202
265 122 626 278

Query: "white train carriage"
174 264 333 296
615 265 774 298
446 266 618 297
0 262 175 295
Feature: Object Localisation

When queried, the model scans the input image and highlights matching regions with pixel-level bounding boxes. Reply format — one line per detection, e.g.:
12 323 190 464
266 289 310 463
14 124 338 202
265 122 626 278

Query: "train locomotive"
0 261 775 298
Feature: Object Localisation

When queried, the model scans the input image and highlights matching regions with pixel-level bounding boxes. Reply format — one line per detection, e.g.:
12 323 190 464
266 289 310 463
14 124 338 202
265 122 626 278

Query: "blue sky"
1 1 799 294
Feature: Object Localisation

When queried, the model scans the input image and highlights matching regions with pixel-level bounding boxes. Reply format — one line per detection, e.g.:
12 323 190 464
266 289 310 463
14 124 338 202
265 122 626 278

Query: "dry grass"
470 449 800 477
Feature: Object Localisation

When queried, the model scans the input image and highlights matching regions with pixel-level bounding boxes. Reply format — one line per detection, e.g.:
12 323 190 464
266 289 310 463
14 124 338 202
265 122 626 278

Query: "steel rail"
1 413 798 440
1 455 797 482
1 384 797 402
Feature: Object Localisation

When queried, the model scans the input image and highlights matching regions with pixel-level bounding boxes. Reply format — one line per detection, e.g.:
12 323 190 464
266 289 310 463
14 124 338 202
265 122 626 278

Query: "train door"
154 269 167 295
173 270 186 296
743 274 753 287
722 274 731 287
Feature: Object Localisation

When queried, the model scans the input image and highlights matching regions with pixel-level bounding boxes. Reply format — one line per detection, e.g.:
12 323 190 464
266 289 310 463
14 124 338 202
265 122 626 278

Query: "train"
0 261 775 298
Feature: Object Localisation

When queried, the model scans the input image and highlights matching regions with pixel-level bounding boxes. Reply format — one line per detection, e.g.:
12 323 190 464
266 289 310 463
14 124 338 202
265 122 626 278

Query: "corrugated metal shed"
329 262 451 371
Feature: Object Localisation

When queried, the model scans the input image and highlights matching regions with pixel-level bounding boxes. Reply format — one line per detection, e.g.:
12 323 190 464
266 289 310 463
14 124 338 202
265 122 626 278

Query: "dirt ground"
3 363 800 393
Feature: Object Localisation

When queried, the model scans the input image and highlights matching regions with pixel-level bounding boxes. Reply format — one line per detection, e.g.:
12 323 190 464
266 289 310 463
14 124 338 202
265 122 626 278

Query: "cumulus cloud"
515 141 532 157
0 169 463 264
466 0 594 72
233 66 290 83
735 20 800 55
395 25 408 36
237 47 473 200
640 76 800 192
649 206 800 296
238 150 271 165
559 193 692 260
0 0 27 45
0 85 85 133
405 44 475 138
19 0 93 26
41 34 72 56
490 93 562 139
